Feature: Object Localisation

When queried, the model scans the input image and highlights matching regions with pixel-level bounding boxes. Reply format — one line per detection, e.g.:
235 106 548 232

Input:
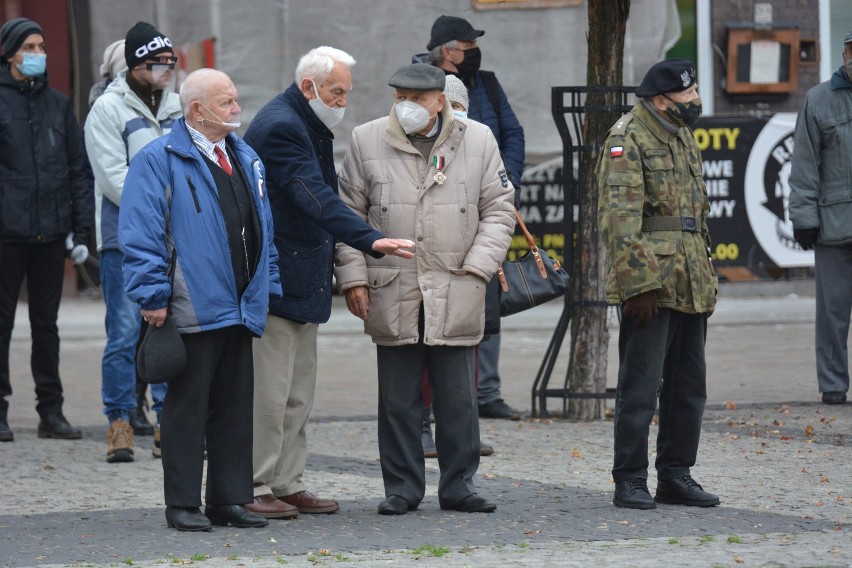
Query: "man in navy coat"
243 46 413 519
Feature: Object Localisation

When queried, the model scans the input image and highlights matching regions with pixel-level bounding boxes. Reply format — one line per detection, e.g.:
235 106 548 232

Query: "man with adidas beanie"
85 21 181 463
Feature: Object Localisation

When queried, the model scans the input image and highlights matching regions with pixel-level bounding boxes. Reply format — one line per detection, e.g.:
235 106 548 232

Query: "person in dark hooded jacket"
0 17 92 443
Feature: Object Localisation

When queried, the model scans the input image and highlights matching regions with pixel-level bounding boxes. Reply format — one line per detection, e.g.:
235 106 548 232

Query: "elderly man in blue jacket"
120 68 282 532
243 46 413 519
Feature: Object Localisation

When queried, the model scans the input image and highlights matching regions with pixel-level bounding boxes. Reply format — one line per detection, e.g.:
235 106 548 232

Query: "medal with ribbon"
433 155 446 185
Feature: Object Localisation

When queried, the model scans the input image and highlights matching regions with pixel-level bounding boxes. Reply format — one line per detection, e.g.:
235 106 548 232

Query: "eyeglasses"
144 56 178 70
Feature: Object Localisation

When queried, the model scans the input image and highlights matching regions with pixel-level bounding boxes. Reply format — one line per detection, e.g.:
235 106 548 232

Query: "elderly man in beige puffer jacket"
334 63 514 516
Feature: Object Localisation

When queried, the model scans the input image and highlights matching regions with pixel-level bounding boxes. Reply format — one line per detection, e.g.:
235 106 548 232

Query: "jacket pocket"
606 172 643 210
442 272 485 338
277 238 324 300
818 193 852 243
364 266 402 340
642 148 675 203
648 238 678 300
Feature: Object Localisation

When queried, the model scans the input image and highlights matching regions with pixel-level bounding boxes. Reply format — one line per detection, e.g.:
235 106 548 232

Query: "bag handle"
497 208 549 293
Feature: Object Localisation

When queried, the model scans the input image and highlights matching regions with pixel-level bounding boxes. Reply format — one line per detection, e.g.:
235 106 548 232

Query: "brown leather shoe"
280 490 339 514
245 494 299 519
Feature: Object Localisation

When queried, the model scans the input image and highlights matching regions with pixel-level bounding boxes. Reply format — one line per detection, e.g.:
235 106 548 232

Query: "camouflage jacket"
596 101 717 314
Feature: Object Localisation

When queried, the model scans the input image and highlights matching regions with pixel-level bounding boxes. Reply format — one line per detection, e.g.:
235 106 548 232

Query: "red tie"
214 146 232 176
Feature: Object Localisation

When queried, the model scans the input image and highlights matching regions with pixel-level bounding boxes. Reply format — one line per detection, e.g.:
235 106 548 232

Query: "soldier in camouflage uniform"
596 59 719 510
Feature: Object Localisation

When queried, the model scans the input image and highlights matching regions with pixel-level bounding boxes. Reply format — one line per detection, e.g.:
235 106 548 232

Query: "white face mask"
395 98 439 135
309 81 345 130
200 102 241 130
453 110 468 119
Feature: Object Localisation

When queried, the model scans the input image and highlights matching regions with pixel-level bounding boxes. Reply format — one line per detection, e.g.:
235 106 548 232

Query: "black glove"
793 228 819 251
623 290 659 327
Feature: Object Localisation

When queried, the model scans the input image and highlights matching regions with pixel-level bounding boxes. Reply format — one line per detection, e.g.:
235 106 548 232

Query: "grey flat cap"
845 30 852 44
388 63 446 91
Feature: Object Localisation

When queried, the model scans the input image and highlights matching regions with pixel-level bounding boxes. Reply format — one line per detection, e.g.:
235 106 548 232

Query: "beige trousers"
252 314 318 497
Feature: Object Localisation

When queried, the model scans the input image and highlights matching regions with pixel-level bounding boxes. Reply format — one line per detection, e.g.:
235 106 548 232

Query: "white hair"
295 46 356 85
179 68 230 117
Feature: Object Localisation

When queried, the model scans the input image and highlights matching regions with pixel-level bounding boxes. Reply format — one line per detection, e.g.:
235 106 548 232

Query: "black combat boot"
129 380 154 436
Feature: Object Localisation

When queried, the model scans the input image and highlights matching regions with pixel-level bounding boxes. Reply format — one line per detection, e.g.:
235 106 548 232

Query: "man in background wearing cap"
335 63 514 515
0 17 92 443
244 46 413 520
421 14 525 422
789 32 852 407
596 59 719 510
85 22 182 463
120 68 280 531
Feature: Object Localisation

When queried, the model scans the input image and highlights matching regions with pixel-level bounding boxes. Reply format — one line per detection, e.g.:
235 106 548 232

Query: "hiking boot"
153 425 162 458
106 418 135 463
655 474 720 507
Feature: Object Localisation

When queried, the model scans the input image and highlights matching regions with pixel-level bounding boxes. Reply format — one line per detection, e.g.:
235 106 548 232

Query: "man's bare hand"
141 307 168 328
372 238 415 259
344 286 370 320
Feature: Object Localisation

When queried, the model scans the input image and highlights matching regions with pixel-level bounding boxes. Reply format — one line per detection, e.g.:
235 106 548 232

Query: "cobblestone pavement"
1 282 850 567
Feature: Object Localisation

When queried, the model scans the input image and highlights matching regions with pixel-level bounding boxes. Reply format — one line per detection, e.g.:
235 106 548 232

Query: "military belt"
642 216 698 233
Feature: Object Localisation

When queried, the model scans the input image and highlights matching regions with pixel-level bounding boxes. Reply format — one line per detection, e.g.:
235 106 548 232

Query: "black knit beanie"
125 21 172 69
0 17 43 62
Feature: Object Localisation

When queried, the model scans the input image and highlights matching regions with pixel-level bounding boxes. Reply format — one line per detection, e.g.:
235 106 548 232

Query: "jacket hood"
283 81 334 139
831 66 852 90
0 61 47 91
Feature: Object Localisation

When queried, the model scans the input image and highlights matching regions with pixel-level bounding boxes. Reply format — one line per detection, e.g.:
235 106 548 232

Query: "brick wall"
712 0 820 116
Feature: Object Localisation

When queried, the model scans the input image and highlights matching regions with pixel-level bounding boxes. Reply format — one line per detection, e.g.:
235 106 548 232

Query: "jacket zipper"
185 175 202 213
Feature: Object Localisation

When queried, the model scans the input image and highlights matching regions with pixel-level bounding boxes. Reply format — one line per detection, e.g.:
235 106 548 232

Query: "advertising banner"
515 113 812 275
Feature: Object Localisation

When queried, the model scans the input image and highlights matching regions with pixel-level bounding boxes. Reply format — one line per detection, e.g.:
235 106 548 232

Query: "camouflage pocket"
606 172 642 210
647 238 677 300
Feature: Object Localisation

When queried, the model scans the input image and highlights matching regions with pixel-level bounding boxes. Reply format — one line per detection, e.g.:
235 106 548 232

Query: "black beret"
136 317 186 384
388 63 446 91
635 59 697 98
0 17 43 61
427 15 484 51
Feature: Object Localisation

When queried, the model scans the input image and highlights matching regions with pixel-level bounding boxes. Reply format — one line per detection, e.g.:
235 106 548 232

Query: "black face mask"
664 96 702 128
455 47 481 79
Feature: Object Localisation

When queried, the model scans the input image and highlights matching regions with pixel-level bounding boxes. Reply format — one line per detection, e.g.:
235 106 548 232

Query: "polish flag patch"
610 146 624 158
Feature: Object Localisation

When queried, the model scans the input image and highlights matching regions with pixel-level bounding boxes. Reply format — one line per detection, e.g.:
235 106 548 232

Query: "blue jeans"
100 250 166 422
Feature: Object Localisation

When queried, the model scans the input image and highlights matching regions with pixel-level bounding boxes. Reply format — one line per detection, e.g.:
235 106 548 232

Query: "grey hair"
428 40 458 65
295 46 356 85
179 68 230 117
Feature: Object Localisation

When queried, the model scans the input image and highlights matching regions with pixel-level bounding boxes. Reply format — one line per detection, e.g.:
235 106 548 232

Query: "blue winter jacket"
119 118 282 337
466 70 525 185
244 83 383 324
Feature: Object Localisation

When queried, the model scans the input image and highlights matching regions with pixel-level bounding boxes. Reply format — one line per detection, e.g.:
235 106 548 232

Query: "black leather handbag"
497 209 570 316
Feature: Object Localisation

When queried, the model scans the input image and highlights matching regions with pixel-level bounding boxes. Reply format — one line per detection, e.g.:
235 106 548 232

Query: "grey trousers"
815 244 852 394
477 331 502 406
376 341 480 507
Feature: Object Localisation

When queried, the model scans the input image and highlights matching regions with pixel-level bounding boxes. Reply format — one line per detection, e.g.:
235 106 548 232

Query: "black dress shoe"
478 398 521 420
377 495 416 515
0 419 13 442
822 391 847 405
204 504 269 528
440 493 497 513
655 475 720 507
165 506 212 532
613 478 656 509
37 413 82 439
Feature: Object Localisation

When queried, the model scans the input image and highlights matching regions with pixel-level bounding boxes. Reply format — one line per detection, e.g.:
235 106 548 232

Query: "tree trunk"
566 0 630 419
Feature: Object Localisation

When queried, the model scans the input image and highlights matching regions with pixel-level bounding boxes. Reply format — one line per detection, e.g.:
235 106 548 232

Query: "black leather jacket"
0 64 91 243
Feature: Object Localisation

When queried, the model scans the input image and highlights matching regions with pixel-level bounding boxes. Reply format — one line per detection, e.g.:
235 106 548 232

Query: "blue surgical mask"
17 53 46 78
453 110 468 119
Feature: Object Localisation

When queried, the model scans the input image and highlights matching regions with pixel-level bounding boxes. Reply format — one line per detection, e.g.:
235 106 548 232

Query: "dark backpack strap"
479 70 502 121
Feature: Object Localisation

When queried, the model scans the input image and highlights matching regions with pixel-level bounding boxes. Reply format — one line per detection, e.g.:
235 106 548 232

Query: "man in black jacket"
0 18 92 443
